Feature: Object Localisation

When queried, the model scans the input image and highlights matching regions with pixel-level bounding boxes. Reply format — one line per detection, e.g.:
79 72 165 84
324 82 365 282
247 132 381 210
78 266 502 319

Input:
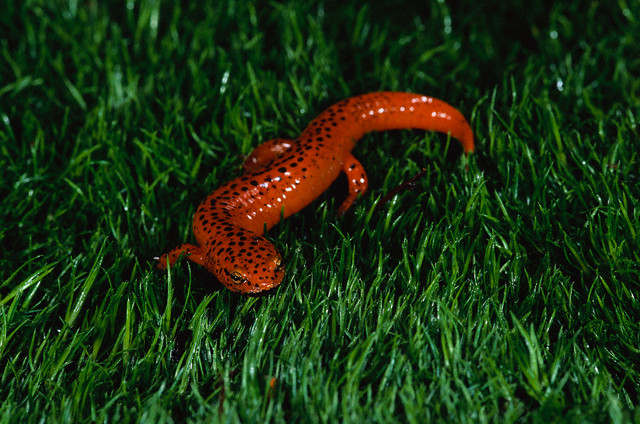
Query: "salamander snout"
216 235 285 294
254 254 285 293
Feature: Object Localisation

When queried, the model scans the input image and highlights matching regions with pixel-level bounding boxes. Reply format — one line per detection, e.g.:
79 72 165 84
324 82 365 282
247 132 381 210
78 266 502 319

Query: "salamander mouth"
240 272 284 296
221 259 284 294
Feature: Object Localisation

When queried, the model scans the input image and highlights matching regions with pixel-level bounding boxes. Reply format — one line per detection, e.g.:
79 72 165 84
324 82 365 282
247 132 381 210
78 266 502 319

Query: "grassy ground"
1 0 639 422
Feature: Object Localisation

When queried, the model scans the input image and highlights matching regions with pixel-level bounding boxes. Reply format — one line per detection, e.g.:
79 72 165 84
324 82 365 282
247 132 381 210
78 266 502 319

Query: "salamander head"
213 235 285 294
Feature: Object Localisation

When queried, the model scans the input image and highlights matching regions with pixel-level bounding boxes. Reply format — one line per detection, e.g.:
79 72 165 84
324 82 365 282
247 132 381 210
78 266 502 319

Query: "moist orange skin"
158 92 474 293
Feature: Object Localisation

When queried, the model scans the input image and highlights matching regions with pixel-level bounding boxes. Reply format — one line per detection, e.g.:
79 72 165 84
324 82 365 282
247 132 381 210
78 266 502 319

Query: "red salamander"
158 92 474 293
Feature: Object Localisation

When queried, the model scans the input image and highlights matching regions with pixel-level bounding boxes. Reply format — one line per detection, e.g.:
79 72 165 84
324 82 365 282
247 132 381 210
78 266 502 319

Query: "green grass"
1 0 639 422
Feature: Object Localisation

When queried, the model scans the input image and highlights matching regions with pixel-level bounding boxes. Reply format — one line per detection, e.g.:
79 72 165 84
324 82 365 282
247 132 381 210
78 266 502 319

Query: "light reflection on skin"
431 111 451 120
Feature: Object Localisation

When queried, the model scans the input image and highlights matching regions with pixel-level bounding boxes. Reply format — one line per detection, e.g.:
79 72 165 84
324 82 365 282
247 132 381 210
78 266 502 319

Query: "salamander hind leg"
243 138 295 172
337 154 369 215
157 243 207 269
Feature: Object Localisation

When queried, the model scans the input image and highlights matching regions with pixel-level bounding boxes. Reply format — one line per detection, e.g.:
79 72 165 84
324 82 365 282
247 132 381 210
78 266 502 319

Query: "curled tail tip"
460 124 475 154
464 142 475 154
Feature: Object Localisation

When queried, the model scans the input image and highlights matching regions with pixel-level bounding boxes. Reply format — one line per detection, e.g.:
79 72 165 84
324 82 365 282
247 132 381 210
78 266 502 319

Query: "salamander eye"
229 268 247 284
269 255 284 271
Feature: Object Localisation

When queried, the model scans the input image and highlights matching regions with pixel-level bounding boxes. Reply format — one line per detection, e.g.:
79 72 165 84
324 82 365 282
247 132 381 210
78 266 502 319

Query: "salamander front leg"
157 243 207 269
337 154 369 215
243 138 295 172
